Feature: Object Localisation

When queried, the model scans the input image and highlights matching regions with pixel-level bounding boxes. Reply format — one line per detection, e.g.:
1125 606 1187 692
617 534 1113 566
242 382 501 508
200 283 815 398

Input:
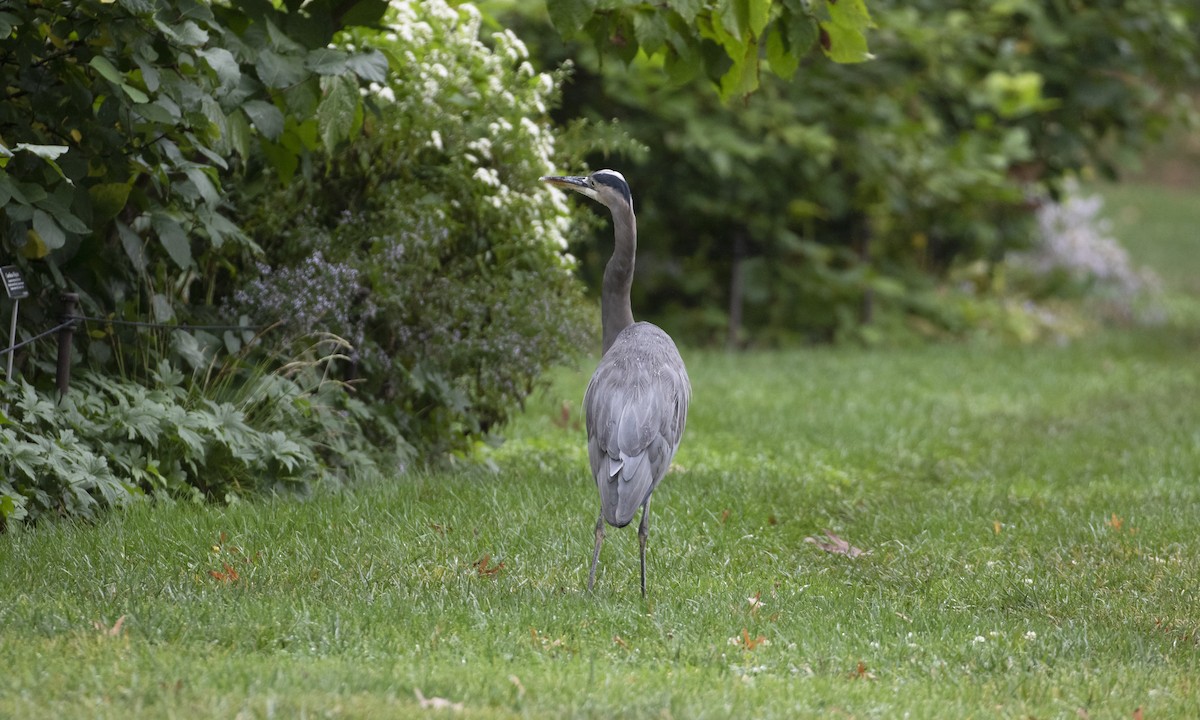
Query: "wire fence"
67 315 268 332
3 293 271 395
0 319 74 357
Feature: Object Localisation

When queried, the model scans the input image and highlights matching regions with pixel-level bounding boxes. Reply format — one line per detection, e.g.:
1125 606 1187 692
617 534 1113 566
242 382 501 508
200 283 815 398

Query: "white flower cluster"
1016 180 1160 301
373 0 570 265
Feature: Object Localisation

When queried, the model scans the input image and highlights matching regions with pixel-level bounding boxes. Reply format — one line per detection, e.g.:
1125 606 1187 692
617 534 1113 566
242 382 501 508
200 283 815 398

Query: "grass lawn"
2 183 1198 718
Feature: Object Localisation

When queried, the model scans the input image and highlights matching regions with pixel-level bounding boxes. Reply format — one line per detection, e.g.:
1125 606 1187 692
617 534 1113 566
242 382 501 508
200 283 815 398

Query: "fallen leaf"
612 634 629 649
209 562 239 583
747 593 764 612
1133 708 1143 720
993 520 1003 535
508 675 525 700
92 615 126 637
414 688 463 712
849 660 877 681
720 509 731 524
730 627 768 650
805 530 869 558
474 553 504 577
1107 513 1124 532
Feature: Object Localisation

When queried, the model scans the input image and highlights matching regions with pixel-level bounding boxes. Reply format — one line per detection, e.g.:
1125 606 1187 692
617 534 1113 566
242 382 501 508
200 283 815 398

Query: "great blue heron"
541 169 691 597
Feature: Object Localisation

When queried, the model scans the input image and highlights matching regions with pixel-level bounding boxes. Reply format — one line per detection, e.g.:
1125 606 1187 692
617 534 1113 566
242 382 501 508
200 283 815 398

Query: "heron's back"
584 322 690 528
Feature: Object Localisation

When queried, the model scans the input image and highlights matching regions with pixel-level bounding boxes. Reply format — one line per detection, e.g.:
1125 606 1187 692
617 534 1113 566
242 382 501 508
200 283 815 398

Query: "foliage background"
507 0 1199 345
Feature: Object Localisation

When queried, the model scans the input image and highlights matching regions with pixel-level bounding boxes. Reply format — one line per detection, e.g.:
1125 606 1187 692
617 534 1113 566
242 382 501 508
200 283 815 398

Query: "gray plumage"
541 169 691 597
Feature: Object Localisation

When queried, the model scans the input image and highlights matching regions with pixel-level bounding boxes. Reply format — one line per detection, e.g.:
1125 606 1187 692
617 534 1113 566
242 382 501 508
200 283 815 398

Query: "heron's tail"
601 451 654 528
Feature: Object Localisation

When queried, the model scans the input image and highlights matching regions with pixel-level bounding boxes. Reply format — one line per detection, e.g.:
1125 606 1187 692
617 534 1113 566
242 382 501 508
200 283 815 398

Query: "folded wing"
585 323 690 528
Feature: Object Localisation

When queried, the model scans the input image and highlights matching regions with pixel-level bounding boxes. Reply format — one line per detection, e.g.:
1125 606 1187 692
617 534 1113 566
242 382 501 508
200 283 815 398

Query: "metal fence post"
56 292 79 399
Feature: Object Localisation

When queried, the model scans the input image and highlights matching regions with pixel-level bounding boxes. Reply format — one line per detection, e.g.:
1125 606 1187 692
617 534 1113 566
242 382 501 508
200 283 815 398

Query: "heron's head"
540 169 633 214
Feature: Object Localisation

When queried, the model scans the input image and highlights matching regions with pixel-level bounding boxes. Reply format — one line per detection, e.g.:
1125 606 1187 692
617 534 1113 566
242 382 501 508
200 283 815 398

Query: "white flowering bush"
238 0 589 456
1011 182 1162 323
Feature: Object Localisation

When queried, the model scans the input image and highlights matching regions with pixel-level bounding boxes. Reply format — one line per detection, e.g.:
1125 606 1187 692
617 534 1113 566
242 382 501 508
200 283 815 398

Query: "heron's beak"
540 175 588 190
540 175 597 201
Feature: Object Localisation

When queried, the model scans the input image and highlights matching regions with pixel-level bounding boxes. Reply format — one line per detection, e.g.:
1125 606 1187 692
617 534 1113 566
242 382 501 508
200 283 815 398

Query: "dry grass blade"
414 688 464 712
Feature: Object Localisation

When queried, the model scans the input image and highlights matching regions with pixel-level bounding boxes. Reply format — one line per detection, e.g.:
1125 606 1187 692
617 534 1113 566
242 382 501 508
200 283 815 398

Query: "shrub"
235 0 591 456
0 344 388 528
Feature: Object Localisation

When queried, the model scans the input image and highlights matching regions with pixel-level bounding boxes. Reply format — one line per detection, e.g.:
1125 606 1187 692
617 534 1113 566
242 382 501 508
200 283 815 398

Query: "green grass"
2 182 1199 718
1098 182 1200 324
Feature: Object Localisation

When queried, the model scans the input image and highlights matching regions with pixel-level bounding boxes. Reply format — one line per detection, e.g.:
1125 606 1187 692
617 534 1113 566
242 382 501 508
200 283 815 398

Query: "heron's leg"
638 499 652 598
587 514 605 592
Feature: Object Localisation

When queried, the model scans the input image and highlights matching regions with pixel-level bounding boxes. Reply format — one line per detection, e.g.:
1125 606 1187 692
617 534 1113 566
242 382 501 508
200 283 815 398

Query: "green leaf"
705 7 745 57
189 136 229 170
242 100 285 140
718 0 750 41
32 209 66 250
90 183 132 224
21 229 49 259
306 48 348 75
152 293 175 324
151 212 193 269
265 18 306 55
671 0 703 25
826 0 873 34
633 10 669 55
197 47 241 86
133 55 161 92
820 0 873 63
198 206 246 249
784 11 819 58
117 0 155 13
226 109 253 160
748 0 771 38
35 200 89 234
138 97 181 124
547 0 597 35
14 143 69 161
766 24 800 80
256 50 308 89
819 21 872 63
89 56 123 84
719 41 760 100
0 12 20 40
120 83 150 103
317 76 359 154
154 19 209 48
115 220 147 271
345 50 388 83
184 166 220 205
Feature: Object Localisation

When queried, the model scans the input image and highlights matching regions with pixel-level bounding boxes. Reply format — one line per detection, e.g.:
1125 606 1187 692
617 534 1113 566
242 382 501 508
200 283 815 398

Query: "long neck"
600 202 636 354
